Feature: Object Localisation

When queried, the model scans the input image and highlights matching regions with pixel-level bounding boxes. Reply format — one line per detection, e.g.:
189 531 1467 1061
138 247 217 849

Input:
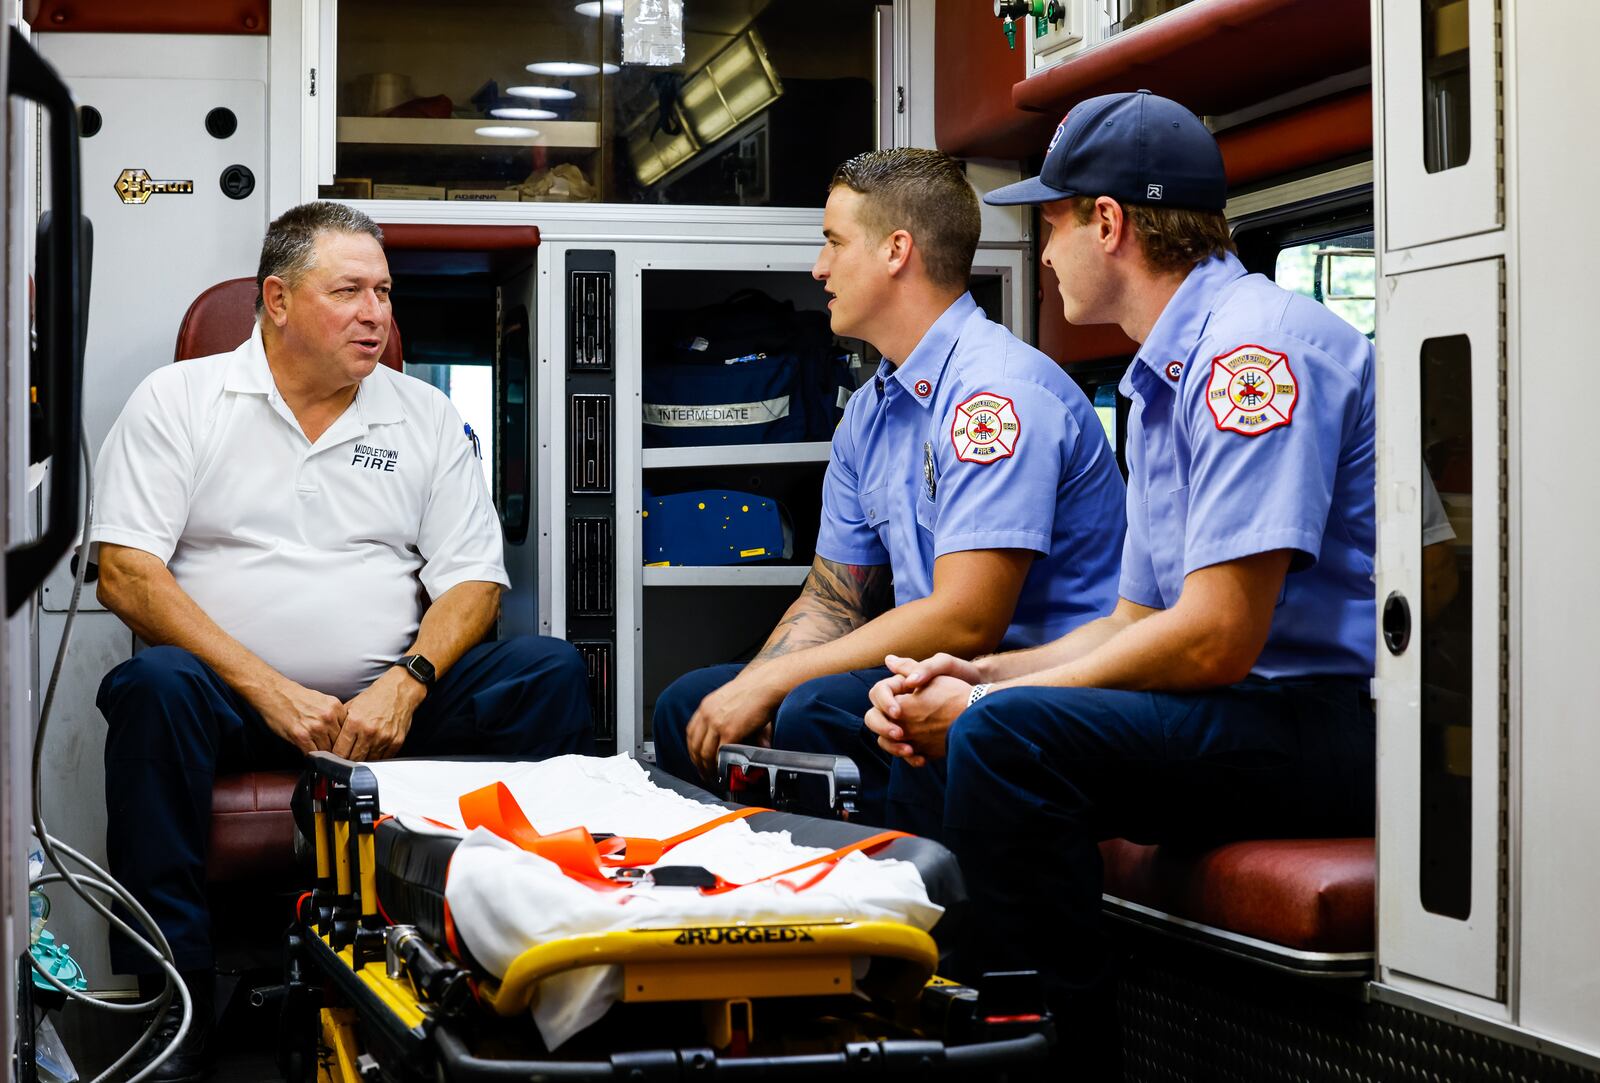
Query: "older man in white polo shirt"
90 201 591 1082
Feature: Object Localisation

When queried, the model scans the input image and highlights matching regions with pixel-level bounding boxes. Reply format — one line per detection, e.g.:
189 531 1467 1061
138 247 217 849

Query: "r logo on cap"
1048 113 1069 153
1147 183 1164 200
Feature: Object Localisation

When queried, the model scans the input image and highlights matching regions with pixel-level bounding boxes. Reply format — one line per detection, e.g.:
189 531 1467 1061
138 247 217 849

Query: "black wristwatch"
396 654 436 686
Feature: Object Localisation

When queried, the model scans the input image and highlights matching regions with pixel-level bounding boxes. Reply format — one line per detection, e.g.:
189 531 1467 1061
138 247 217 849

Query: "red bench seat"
1100 837 1375 961
207 770 299 883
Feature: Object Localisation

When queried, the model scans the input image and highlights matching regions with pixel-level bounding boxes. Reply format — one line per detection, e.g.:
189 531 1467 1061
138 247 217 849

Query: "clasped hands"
254 666 425 761
864 653 983 767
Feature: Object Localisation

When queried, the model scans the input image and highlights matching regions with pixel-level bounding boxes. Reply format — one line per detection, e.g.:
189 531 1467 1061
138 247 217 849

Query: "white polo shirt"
91 325 509 701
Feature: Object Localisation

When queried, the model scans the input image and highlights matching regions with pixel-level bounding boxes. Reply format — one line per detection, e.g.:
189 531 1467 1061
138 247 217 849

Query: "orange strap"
457 781 909 895
459 781 621 889
700 829 910 895
596 805 768 866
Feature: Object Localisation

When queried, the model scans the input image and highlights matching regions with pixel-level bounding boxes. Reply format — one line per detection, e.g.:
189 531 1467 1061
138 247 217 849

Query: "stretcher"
278 748 1053 1081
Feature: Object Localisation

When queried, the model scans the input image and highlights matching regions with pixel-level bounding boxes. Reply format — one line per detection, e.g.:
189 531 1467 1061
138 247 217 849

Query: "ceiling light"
491 107 558 120
525 61 619 77
574 0 624 15
506 85 578 101
475 125 539 138
528 61 595 77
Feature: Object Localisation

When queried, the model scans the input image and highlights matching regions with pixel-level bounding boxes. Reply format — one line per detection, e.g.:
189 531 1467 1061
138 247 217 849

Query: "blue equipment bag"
642 290 854 448
642 490 792 566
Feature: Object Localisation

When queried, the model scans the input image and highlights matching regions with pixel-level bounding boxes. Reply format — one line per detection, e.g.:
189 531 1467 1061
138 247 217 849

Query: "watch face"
406 655 435 683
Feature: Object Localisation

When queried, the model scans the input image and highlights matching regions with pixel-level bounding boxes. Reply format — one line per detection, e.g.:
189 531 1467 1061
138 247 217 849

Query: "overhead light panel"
574 0 624 15
506 85 578 101
526 61 620 77
491 107 558 120
678 29 782 145
476 125 539 138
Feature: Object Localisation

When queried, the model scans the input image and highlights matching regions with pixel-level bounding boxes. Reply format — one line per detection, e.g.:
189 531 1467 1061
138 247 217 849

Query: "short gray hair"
255 201 384 317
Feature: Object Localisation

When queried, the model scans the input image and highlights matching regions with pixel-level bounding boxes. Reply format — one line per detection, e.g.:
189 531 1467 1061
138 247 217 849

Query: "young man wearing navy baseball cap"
863 91 1379 1068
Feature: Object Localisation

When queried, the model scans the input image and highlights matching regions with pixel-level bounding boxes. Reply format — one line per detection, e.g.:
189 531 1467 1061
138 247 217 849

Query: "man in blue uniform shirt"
865 92 1377 1064
653 148 1126 832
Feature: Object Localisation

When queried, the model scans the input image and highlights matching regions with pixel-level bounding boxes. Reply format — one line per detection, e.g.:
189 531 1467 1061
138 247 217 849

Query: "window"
405 362 495 493
1274 229 1375 338
327 0 882 208
1422 0 1472 173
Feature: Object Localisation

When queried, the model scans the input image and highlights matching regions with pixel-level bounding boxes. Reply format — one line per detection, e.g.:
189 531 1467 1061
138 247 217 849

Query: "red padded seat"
206 770 300 883
174 276 402 368
1099 837 1374 954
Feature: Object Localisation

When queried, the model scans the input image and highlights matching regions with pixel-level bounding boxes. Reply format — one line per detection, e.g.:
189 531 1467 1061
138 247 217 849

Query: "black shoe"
127 969 215 1083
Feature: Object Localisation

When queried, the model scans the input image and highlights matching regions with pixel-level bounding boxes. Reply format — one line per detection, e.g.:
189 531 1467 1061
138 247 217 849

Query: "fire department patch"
1206 345 1297 436
951 391 1019 464
1165 360 1184 381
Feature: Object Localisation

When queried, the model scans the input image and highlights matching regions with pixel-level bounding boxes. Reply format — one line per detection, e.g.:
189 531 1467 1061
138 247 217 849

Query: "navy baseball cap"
985 90 1226 211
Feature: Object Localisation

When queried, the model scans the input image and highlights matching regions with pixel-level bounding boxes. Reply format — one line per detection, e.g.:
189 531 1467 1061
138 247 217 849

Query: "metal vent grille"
574 640 615 742
1113 936 1600 1083
569 270 613 371
568 517 614 617
569 394 613 493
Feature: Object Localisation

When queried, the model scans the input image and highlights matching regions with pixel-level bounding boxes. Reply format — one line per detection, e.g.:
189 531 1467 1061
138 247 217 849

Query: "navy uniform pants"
942 676 1375 1005
99 635 593 975
652 663 946 835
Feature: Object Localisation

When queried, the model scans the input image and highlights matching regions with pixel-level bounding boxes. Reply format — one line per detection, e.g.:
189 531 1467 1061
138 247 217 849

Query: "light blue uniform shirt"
1118 253 1376 678
816 293 1125 649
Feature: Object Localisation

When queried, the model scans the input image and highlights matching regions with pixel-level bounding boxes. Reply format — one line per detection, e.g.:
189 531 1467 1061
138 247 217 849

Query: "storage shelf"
643 565 809 587
337 117 600 149
642 442 832 469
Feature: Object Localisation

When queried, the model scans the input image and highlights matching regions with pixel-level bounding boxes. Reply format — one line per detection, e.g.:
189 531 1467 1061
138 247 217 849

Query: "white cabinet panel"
1381 0 1501 250
1375 257 1503 1001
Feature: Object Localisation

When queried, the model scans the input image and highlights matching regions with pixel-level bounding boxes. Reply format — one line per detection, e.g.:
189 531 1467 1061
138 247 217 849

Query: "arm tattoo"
751 557 893 663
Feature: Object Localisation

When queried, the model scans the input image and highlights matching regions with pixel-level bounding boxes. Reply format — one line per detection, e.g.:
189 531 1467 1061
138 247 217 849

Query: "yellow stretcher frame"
291 752 1052 1081
481 918 939 1016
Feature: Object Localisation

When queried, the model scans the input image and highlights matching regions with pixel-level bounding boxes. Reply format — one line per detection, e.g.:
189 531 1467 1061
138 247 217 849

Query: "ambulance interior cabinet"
628 262 1016 754
1379 0 1502 251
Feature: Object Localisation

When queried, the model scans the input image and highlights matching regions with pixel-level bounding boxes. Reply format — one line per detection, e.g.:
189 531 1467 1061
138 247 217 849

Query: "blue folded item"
642 490 792 566
642 354 809 447
642 289 855 448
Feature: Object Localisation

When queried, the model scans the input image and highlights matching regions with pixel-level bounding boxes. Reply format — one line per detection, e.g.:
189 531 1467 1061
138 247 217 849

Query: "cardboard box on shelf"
324 177 373 199
372 183 447 200
446 188 521 201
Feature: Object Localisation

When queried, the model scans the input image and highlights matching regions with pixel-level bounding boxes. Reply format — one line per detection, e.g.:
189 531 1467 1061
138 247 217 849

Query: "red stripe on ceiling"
1010 0 1370 119
1217 89 1373 187
377 225 542 251
27 0 268 34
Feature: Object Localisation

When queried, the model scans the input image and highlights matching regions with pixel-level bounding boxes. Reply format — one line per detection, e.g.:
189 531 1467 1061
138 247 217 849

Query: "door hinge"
309 67 317 97
896 86 905 114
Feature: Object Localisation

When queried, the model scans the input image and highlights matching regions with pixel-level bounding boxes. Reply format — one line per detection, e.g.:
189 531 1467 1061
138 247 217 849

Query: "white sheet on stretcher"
365 755 943 1049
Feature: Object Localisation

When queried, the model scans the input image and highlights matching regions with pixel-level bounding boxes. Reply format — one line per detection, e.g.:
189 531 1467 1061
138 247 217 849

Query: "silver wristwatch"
967 683 992 706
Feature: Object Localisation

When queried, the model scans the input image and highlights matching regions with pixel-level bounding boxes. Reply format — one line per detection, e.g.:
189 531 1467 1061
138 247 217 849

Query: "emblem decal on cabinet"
114 168 195 205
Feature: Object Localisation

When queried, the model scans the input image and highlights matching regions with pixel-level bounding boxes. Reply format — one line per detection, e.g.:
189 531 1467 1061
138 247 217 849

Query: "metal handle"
1382 590 1412 655
718 743 861 818
7 27 86 616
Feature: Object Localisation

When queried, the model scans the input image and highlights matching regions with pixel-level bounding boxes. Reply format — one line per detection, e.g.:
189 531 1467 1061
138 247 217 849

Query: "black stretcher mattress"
371 765 968 975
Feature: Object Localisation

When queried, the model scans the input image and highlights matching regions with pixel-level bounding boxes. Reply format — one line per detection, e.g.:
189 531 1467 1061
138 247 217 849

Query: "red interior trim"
378 224 541 252
1217 89 1373 187
27 0 268 34
1011 0 1369 121
933 0 1055 159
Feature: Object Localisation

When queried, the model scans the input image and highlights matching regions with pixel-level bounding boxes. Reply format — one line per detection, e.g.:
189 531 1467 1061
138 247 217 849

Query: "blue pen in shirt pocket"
464 423 482 459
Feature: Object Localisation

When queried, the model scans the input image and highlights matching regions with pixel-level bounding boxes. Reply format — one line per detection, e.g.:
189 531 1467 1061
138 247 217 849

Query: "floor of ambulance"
50 971 283 1082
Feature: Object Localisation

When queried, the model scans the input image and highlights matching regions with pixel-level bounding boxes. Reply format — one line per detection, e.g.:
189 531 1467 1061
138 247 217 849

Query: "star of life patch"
1165 360 1184 381
951 391 1019 464
1206 345 1298 436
